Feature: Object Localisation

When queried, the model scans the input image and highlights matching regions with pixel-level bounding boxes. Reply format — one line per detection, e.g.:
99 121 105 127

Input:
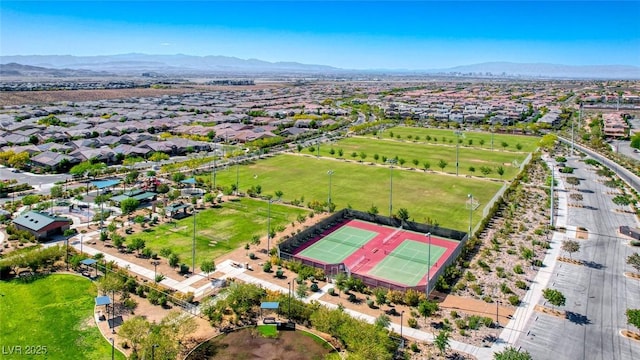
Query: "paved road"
558 136 640 194
517 155 640 360
609 139 640 161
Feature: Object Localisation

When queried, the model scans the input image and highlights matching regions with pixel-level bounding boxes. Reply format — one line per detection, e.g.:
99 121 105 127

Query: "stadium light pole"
387 159 397 217
212 141 217 191
467 193 473 239
288 281 292 321
235 159 240 196
426 232 431 295
327 170 334 205
267 199 272 255
455 130 463 176
192 207 196 275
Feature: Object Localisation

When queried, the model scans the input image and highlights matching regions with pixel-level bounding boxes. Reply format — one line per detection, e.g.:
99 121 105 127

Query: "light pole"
151 260 160 282
267 199 272 255
467 193 473 239
192 207 196 275
80 234 83 255
152 343 159 360
235 160 240 196
327 170 334 205
454 130 463 176
550 164 555 228
111 289 115 334
426 232 431 295
400 310 405 347
110 337 115 360
287 281 292 321
387 159 396 217
65 237 69 271
490 127 494 152
212 144 217 191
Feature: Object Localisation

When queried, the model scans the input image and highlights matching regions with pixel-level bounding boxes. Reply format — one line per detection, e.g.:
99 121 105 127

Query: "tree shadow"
565 311 591 325
582 260 605 270
583 205 599 210
578 189 594 193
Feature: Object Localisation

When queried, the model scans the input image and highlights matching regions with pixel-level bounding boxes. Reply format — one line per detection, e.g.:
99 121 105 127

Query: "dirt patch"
576 228 589 239
534 304 565 318
624 272 640 280
557 257 584 266
621 329 640 342
185 327 334 360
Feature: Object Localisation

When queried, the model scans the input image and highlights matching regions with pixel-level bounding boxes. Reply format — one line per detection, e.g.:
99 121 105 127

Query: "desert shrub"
513 264 524 274
508 295 520 306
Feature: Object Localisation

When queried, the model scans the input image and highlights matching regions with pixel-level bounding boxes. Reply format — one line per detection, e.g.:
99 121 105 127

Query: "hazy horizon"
1 1 639 70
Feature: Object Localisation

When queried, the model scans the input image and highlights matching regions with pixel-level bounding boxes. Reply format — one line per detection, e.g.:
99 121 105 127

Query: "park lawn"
134 197 307 267
370 126 541 153
0 275 126 360
311 137 528 179
206 154 503 231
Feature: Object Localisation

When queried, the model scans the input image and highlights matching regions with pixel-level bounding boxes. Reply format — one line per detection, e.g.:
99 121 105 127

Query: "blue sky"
1 1 639 69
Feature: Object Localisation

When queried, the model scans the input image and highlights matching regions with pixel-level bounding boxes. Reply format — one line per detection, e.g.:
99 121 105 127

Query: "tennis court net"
388 252 430 265
324 236 360 247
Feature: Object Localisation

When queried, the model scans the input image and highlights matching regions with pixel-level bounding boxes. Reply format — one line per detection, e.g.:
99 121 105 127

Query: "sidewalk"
493 158 568 351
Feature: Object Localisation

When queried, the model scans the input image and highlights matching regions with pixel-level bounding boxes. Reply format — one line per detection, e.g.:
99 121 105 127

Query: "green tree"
50 185 64 199
627 253 640 273
359 151 367 162
612 195 631 209
338 148 344 157
200 260 216 279
627 309 640 331
434 330 450 356
373 153 379 162
396 208 410 222
438 159 448 171
128 238 146 255
168 253 180 268
119 316 151 354
494 346 533 360
22 194 41 209
496 166 505 179
561 240 580 259
120 198 140 215
542 288 566 309
172 172 186 183
417 300 439 318
274 190 284 201
501 141 509 150
480 166 493 176
422 161 431 172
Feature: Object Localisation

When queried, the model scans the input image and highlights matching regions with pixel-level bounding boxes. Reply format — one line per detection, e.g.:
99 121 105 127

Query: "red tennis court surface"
293 219 460 288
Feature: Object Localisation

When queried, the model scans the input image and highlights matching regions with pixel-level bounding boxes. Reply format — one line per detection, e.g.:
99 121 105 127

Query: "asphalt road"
518 155 640 360
558 136 640 194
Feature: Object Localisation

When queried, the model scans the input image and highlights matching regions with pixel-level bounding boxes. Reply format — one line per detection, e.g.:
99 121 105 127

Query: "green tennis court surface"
298 226 378 264
368 240 446 286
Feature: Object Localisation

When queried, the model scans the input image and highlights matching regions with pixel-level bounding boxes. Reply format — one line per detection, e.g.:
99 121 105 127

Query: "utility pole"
192 208 196 274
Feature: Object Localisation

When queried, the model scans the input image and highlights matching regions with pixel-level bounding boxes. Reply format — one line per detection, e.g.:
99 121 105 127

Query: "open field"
373 126 541 153
312 136 530 179
133 197 307 266
207 154 503 230
0 275 126 360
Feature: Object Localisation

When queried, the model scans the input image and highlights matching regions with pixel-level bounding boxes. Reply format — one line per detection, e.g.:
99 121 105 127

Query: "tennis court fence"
277 208 468 294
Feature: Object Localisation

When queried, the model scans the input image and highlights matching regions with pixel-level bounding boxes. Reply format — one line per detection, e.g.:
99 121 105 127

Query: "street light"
65 236 69 271
387 159 397 217
80 234 84 255
327 170 334 205
425 232 431 295
110 337 115 360
550 165 555 228
235 160 240 196
467 193 473 238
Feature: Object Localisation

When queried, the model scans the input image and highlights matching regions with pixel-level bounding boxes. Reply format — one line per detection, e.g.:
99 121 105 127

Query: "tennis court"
367 240 446 286
297 225 379 264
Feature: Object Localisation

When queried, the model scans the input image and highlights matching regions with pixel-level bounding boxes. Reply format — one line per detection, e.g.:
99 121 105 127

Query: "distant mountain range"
1 54 639 79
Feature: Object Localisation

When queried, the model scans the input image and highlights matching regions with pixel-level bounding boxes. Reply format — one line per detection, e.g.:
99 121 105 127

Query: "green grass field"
310 137 529 179
207 154 502 231
135 197 307 266
0 275 126 360
373 126 541 153
368 240 446 286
